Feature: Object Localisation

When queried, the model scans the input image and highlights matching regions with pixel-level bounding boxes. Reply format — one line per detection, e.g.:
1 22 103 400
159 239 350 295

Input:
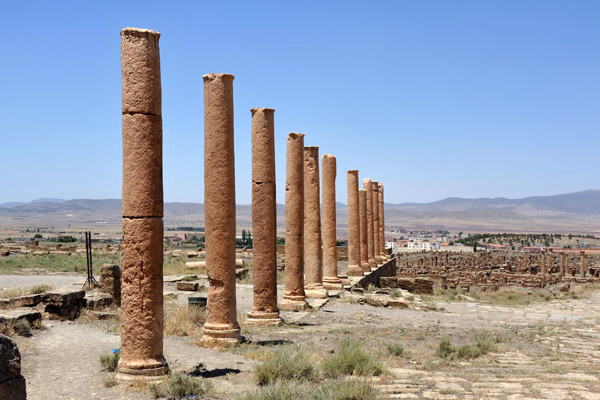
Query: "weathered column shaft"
560 252 565 277
303 147 327 298
202 73 241 346
363 178 376 268
378 183 386 260
247 108 281 325
321 154 342 290
118 27 167 378
372 181 382 264
280 133 309 311
359 189 370 272
347 170 363 276
581 252 587 277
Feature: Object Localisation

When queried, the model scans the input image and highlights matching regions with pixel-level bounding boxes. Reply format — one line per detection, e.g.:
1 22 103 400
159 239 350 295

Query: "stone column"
118 27 167 379
201 73 242 346
246 108 282 325
522 252 527 272
566 254 571 276
559 252 565 277
580 251 587 277
322 154 343 290
378 183 386 261
359 189 370 272
303 147 327 299
372 181 383 264
547 252 553 274
280 133 309 311
363 178 376 269
346 170 363 276
540 251 546 275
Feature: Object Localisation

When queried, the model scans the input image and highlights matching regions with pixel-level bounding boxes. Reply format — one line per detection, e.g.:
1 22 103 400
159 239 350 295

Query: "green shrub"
30 285 52 295
255 346 315 385
12 320 31 336
321 339 384 377
149 373 212 399
437 339 454 359
386 343 405 357
236 380 306 400
315 378 380 400
236 378 379 400
99 352 120 372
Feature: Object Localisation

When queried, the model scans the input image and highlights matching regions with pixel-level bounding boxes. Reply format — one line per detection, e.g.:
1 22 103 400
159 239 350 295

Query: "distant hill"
1 190 600 234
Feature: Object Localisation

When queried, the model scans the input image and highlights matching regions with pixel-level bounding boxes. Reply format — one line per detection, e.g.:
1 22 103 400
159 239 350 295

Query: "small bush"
387 343 405 357
437 332 499 360
364 284 377 294
12 320 31 336
315 378 380 400
149 373 212 399
236 380 306 400
437 339 454 359
102 375 117 387
255 346 315 385
99 352 120 372
237 378 379 400
30 285 53 295
390 290 402 298
321 339 384 378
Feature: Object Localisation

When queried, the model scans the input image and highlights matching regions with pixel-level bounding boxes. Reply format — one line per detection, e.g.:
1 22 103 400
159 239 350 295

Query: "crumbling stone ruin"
394 250 600 291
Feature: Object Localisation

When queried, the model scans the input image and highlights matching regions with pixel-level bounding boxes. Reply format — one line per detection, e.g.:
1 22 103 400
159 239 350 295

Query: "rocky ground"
3 274 600 399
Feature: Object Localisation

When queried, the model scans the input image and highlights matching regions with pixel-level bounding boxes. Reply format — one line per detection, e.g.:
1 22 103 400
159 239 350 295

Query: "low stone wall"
351 258 396 289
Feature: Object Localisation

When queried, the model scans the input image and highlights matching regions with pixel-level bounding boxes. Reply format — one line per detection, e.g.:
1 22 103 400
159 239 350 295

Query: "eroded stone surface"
303 146 326 298
359 189 370 272
321 154 342 290
280 133 309 311
247 108 281 324
202 73 241 344
346 170 363 277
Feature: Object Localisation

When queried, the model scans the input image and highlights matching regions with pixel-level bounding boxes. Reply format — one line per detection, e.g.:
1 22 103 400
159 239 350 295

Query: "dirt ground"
5 274 600 400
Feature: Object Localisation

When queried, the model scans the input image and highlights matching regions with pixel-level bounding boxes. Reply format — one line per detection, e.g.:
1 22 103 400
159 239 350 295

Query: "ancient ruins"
118 27 168 379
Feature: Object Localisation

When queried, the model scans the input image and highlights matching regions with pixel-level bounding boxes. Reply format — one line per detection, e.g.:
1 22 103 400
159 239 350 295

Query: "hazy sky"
1 1 598 204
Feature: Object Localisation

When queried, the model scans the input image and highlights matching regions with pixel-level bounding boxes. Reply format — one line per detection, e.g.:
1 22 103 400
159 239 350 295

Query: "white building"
407 240 440 251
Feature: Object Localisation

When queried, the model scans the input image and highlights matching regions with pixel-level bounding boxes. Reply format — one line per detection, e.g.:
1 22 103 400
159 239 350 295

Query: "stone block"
397 278 415 292
388 299 409 308
414 278 434 294
0 308 42 326
176 282 199 291
99 264 121 305
380 277 398 289
43 289 86 320
85 293 113 310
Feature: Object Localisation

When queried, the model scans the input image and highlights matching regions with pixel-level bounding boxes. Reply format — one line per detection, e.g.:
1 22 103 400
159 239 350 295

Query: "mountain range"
1 190 600 234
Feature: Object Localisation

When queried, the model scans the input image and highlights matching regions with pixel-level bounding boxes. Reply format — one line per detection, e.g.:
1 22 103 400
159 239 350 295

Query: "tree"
33 234 42 239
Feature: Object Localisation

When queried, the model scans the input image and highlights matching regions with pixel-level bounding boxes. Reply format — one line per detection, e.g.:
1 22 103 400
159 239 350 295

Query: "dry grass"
0 284 53 298
164 302 205 338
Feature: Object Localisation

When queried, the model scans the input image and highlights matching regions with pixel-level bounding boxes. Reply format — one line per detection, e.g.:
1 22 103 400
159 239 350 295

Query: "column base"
279 296 309 311
323 277 343 290
346 264 364 277
116 359 168 382
337 274 351 285
360 263 371 273
368 259 377 269
304 285 328 299
245 310 283 326
201 323 243 347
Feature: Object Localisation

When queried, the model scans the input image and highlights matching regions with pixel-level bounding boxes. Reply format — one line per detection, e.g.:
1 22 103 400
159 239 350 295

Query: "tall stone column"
580 251 587 277
540 251 546 275
559 252 565 277
303 147 327 299
202 73 242 346
346 170 363 276
246 108 282 325
359 189 370 272
321 154 343 290
280 133 309 311
547 252 553 274
363 178 376 269
522 252 527 272
378 183 386 261
566 254 571 276
372 181 383 264
118 27 167 379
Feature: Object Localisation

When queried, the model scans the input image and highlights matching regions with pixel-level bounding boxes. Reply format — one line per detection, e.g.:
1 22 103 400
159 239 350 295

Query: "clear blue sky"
1 1 598 205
